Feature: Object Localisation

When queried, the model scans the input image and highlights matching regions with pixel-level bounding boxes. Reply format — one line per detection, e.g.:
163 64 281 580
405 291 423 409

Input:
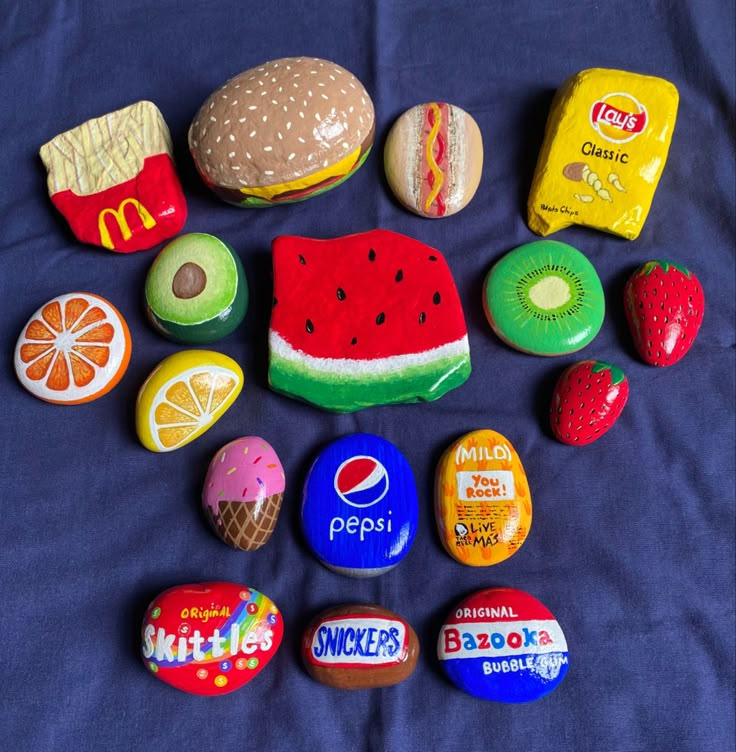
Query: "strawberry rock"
624 260 704 366
550 360 629 445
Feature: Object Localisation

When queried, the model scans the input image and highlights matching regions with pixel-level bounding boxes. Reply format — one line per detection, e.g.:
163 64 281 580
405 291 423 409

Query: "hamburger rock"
438 588 569 702
301 433 418 577
384 102 483 218
188 57 375 207
302 604 419 689
40 101 187 253
203 437 286 551
141 582 283 696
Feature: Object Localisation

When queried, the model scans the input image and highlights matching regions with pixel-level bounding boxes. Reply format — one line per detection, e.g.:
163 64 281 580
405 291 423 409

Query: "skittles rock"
438 588 569 703
435 430 532 566
302 604 419 689
203 437 285 551
302 433 418 576
141 582 283 695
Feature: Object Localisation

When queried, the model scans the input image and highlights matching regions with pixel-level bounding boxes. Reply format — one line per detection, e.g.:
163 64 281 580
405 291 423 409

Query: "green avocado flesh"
269 348 471 413
145 233 248 344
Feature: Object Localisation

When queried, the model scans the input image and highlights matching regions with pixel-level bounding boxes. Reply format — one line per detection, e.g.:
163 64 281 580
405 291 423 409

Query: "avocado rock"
438 588 569 702
203 437 285 550
145 233 248 344
302 604 419 689
435 430 532 566
302 433 418 577
141 582 283 695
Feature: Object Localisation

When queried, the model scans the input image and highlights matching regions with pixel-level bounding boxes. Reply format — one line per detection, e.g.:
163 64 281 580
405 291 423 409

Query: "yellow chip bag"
528 68 679 240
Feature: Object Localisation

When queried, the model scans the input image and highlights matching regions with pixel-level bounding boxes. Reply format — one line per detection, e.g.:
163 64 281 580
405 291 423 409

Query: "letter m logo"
98 199 156 250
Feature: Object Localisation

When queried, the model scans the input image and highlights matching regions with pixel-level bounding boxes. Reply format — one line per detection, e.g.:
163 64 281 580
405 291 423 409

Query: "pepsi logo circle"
334 456 389 508
302 433 419 577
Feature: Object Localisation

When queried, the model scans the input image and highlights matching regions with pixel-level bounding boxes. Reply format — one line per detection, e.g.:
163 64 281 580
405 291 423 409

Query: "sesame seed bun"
188 57 375 207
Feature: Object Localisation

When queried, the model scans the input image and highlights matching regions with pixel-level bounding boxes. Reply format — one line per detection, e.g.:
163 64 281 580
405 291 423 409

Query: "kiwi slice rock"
483 240 604 356
145 233 248 344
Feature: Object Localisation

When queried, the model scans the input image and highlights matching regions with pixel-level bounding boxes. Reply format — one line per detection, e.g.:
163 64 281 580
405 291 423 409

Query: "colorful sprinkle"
220 452 226 463
243 446 249 455
253 455 262 464
226 467 237 475
256 477 264 486
242 487 248 497
267 463 277 468
218 489 224 497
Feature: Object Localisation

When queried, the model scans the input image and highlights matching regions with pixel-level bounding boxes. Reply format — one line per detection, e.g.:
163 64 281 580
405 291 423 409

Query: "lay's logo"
590 92 648 143
98 198 157 250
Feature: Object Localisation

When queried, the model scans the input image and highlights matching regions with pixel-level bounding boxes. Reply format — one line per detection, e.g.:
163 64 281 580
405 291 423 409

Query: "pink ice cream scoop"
202 437 286 551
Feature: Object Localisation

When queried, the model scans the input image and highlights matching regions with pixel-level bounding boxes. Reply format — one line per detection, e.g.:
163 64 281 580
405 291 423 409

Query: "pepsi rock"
301 433 418 577
437 588 569 703
302 604 420 689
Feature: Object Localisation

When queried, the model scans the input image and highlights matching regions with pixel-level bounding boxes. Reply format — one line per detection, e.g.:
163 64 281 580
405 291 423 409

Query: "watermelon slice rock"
268 229 471 412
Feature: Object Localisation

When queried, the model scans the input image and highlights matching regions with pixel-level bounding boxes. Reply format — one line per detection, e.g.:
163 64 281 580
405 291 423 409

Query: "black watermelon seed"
337 287 346 301
306 319 314 333
428 255 437 261
298 254 306 265
350 337 357 345
272 296 278 307
376 312 385 325
433 291 441 305
368 249 376 261
419 311 426 324
395 269 403 282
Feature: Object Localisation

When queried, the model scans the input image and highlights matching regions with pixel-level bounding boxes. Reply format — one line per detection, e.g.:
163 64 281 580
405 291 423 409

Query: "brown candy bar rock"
302 604 419 689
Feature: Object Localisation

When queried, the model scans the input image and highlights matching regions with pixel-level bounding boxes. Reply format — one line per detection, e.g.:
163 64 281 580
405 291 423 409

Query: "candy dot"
148 662 158 673
267 613 277 625
220 660 232 672
270 605 279 614
247 658 259 670
151 607 161 619
214 675 228 687
236 658 248 670
178 623 191 636
239 590 251 601
197 669 208 680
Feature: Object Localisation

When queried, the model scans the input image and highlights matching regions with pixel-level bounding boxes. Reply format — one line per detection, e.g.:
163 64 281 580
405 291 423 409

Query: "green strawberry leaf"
641 260 692 278
592 360 625 385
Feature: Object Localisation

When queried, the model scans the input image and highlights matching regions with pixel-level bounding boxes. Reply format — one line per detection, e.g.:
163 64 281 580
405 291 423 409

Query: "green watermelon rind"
268 332 471 412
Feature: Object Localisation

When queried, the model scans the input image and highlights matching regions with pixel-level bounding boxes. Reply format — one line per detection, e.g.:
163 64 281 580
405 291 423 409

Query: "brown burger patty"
188 57 375 193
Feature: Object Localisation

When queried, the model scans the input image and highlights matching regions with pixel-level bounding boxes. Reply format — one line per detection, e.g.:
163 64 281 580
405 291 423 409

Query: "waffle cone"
206 493 283 551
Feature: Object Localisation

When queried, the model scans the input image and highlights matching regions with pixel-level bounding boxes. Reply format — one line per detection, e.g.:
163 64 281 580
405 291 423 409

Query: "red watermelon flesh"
270 230 468 359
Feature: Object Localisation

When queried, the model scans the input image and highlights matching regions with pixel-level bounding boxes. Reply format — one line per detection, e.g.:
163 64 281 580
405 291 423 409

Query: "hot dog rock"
435 430 532 566
384 102 483 218
528 68 679 239
141 582 283 696
40 101 187 252
438 588 569 703
188 57 374 207
302 604 419 689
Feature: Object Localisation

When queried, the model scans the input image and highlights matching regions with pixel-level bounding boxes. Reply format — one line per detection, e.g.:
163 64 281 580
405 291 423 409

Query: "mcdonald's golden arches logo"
98 199 157 249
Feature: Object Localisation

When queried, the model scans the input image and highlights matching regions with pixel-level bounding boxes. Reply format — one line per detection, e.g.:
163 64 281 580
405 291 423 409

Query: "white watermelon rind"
268 331 471 412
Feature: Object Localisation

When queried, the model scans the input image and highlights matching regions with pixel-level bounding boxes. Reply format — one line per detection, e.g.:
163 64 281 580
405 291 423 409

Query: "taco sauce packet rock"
527 68 679 240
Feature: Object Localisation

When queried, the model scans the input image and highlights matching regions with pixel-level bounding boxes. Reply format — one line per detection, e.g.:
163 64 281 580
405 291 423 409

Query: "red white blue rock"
437 588 569 702
301 433 418 577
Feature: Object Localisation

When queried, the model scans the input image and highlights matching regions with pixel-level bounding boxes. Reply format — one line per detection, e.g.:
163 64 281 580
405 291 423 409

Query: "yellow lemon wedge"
136 350 243 452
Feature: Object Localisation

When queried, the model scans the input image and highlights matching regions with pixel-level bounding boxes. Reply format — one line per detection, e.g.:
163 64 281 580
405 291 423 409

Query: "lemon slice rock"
136 350 243 452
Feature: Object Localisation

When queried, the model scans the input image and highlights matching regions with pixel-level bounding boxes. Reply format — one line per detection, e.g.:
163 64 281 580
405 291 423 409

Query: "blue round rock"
438 587 569 702
302 433 418 577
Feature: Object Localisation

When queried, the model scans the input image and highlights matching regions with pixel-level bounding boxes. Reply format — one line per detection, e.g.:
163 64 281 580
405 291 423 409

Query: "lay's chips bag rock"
528 68 679 240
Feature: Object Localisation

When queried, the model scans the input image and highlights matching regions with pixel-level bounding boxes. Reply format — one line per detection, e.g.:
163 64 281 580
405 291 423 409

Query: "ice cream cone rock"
203 437 286 551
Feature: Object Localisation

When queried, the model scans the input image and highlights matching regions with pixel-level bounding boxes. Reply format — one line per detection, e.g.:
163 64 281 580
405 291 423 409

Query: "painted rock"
145 233 248 344
40 101 187 252
203 437 285 550
624 260 705 366
302 433 418 577
435 430 531 566
438 588 569 703
302 604 419 689
483 240 604 356
136 350 243 452
188 57 374 207
14 292 131 404
551 360 629 445
269 229 471 412
141 582 283 695
384 102 483 218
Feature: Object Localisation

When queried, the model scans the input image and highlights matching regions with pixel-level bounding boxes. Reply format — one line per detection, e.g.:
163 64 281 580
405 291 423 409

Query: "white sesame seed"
341 142 349 148
231 100 238 105
288 153 295 160
329 75 336 81
194 120 199 127
321 94 328 100
216 136 221 143
264 170 274 175
229 151 236 157
299 111 305 118
262 115 268 122
210 116 217 122
349 82 356 89
294 73 300 77
210 102 215 109
257 80 264 86
293 82 299 88
260 90 267 96
318 82 325 87
310 70 317 74
277 132 283 140
239 117 247 123
271 76 277 83
222 94 228 99
286 122 291 130
323 159 329 167
249 130 256 137
289 96 295 102
245 89 253 94
246 151 252 159
239 178 248 185
229 134 236 141
315 113 321 121
234 84 240 88
308 90 313 97
349 106 354 113
334 67 343 74
297 137 305 143
257 67 265 72
224 119 230 125
263 146 272 151
307 154 313 161
340 89 346 94
206 148 212 154
248 105 257 110
232 165 240 170
283 105 288 112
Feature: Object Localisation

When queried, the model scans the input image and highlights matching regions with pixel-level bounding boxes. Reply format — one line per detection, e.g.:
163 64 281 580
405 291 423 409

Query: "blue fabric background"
1 2 733 751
